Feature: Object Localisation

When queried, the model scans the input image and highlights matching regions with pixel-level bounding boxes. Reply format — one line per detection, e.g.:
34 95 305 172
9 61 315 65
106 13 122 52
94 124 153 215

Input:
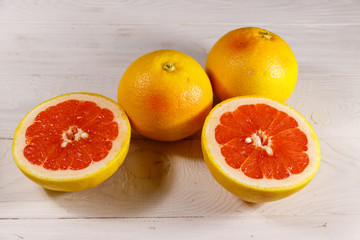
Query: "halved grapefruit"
201 96 321 203
12 93 131 192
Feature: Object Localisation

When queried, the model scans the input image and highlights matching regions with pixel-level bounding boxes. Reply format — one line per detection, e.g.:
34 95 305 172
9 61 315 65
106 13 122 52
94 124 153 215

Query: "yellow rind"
12 92 131 192
201 96 321 203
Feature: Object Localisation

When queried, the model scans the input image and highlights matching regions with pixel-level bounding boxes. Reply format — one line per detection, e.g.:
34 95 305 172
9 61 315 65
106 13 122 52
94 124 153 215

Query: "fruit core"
245 131 273 156
23 99 119 171
214 104 309 180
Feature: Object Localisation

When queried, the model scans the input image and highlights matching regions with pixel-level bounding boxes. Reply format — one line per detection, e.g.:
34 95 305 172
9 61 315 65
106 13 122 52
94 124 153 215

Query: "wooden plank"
1 138 359 219
1 215 359 240
1 74 359 139
0 0 359 24
0 24 359 77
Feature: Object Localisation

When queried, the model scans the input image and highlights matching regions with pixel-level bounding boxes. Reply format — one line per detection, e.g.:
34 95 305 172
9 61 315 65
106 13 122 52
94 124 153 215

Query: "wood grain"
1 216 359 240
0 24 359 78
1 0 359 24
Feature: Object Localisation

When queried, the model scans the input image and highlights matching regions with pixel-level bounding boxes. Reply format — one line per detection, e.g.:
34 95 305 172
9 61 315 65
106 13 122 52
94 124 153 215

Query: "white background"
1 0 359 239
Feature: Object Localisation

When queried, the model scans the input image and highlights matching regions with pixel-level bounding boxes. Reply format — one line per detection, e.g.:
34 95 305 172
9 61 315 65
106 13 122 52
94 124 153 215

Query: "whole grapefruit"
118 50 213 141
205 27 298 102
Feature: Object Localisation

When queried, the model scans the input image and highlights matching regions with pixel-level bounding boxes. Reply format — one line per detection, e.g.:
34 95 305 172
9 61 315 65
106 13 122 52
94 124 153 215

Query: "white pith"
204 97 320 188
13 93 130 179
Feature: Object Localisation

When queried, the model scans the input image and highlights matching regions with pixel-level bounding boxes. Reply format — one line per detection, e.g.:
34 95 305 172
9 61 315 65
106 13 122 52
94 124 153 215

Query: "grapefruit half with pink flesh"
201 96 321 203
12 93 131 192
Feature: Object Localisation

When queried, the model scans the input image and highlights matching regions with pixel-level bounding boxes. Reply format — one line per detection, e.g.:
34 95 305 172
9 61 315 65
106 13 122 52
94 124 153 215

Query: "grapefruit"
201 96 320 203
12 93 131 192
118 49 213 141
205 27 298 102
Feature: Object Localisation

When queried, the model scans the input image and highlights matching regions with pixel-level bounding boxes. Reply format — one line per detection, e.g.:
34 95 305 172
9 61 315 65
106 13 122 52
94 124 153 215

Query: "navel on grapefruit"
12 93 131 192
118 49 213 141
201 96 320 203
205 27 298 102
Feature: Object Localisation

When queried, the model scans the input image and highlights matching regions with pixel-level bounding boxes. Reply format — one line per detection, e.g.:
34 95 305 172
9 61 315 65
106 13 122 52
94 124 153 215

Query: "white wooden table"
1 1 360 239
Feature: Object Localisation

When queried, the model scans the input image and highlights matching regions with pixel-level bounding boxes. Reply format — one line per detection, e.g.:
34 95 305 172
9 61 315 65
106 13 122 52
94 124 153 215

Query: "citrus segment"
202 96 321 203
12 93 131 192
